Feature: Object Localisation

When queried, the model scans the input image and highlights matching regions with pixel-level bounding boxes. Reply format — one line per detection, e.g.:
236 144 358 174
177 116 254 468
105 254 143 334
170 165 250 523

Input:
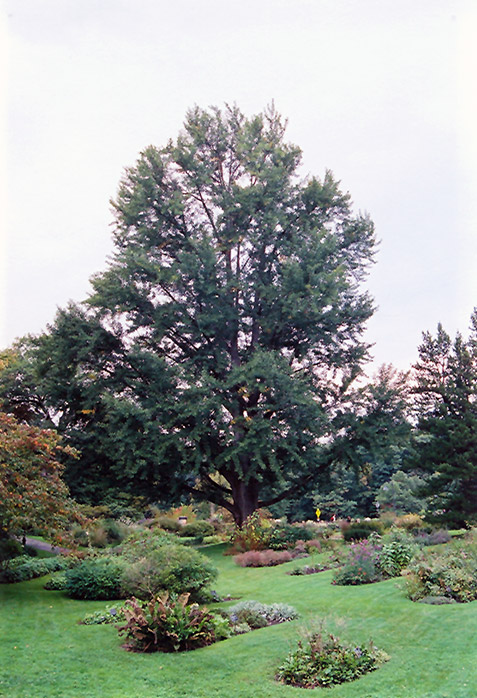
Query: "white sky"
2 0 477 372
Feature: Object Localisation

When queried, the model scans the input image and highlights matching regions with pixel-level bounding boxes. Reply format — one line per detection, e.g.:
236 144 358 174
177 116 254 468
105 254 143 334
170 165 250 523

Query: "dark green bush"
0 537 23 565
342 520 382 542
154 516 182 533
43 574 67 591
120 543 217 601
65 557 126 600
118 528 176 561
276 631 389 688
267 524 314 550
178 521 215 539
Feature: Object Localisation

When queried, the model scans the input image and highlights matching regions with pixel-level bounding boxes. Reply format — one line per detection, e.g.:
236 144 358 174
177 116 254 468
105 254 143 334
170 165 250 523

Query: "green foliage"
379 540 415 577
376 470 426 514
154 516 182 533
404 544 477 603
117 593 218 652
410 316 477 526
342 520 382 542
267 524 314 550
65 557 126 600
178 520 215 540
43 574 67 590
0 537 23 566
117 528 177 560
80 604 126 625
0 555 71 583
4 105 377 525
276 629 389 688
120 543 217 601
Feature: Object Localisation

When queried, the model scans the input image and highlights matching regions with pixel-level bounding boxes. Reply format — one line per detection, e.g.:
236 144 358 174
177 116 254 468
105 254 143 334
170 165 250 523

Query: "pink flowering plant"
333 540 382 585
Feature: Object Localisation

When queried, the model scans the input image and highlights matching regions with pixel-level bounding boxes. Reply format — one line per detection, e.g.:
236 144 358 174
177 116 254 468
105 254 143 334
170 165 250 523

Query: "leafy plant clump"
43 573 67 590
65 557 127 600
404 545 477 603
117 593 220 652
0 555 72 583
80 604 126 625
276 630 390 688
226 600 298 628
378 540 415 577
120 543 217 601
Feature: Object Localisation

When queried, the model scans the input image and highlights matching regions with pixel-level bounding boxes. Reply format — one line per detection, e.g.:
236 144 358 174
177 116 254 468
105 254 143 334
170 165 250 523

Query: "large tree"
3 105 377 525
411 314 477 526
86 105 377 525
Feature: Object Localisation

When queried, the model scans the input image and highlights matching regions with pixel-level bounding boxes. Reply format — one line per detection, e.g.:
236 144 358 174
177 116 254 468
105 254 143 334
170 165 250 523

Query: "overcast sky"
2 0 476 373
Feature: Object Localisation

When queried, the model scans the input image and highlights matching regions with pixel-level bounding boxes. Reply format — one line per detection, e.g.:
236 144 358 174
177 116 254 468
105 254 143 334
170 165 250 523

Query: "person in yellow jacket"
315 507 321 521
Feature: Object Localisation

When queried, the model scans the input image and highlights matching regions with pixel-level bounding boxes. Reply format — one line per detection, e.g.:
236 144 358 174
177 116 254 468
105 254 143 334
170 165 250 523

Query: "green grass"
0 543 476 697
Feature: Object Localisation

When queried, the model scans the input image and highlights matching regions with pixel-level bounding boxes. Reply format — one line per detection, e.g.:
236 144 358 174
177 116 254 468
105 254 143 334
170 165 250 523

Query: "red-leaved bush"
234 549 293 567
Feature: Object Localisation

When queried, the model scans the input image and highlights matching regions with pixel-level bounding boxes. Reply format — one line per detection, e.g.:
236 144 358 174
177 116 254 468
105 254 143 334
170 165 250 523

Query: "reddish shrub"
234 549 293 567
305 539 322 553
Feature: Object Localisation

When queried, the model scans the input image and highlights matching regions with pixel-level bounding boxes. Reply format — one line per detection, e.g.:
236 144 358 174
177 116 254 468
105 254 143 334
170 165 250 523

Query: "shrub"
276 630 389 688
379 540 415 577
0 537 23 566
154 516 182 533
394 513 426 532
342 520 382 542
333 541 382 585
117 592 218 652
403 545 477 603
0 555 71 583
117 528 177 561
65 557 126 600
201 534 224 546
234 549 293 567
120 543 217 601
229 512 270 552
178 521 215 539
267 524 314 550
43 574 67 590
305 539 322 554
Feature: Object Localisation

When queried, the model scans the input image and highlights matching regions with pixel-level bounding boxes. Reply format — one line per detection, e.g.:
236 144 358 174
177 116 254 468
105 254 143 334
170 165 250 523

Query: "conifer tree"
411 314 477 526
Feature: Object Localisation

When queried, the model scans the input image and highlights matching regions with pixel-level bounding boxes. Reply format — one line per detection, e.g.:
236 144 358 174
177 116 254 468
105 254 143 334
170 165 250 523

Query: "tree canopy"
410 313 477 526
2 105 377 525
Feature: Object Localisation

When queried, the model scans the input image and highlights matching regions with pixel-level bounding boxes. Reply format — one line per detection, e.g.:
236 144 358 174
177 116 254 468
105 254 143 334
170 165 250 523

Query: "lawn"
0 543 476 698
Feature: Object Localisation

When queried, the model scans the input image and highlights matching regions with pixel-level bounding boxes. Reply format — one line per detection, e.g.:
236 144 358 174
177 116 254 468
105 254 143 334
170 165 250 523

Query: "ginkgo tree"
80 104 377 525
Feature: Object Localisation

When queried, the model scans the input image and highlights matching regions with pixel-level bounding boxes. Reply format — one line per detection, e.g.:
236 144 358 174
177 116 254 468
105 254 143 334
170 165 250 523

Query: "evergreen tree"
411 314 477 526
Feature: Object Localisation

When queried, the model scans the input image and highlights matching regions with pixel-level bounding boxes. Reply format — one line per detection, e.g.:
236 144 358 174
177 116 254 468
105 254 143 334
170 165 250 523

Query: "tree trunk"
228 476 260 527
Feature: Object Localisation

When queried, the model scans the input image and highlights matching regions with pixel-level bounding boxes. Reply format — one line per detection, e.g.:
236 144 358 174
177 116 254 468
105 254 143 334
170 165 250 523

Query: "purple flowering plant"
332 540 382 585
